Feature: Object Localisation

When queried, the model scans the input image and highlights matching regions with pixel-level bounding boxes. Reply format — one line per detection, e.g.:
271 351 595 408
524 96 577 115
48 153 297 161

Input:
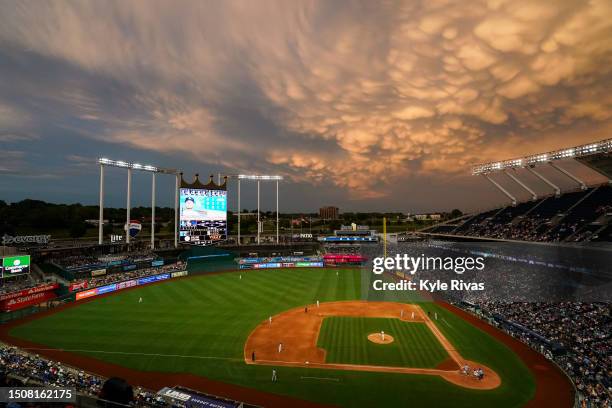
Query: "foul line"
19 347 241 362
300 376 340 382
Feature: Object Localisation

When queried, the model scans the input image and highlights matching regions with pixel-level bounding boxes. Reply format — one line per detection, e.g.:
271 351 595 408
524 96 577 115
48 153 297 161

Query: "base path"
245 301 501 390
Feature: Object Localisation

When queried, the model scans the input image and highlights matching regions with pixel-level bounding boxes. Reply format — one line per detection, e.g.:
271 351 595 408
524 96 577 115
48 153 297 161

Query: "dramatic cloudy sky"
0 0 611 212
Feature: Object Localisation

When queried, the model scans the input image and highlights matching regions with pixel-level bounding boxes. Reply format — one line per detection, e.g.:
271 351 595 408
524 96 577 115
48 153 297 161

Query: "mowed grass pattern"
317 317 448 368
9 268 536 408
10 268 360 369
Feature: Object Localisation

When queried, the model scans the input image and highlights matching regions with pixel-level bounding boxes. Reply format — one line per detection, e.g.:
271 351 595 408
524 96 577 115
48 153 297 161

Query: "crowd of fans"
71 262 186 289
443 185 612 243
0 345 166 406
54 250 157 270
462 215 557 241
378 239 611 407
0 276 40 296
466 302 611 408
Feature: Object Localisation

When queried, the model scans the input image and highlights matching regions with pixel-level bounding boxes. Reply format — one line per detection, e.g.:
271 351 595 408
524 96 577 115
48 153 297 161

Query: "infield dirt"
244 300 501 390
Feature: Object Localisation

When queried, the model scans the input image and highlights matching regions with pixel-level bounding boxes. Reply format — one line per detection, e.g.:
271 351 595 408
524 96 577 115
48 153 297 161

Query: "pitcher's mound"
367 333 394 344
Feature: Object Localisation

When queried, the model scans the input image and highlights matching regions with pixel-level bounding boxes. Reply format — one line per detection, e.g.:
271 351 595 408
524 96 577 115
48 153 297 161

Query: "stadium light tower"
98 158 180 248
472 137 612 203
226 174 283 245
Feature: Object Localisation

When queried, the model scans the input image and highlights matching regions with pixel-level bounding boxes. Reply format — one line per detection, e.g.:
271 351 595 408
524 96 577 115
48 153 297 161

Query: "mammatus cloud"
0 0 611 199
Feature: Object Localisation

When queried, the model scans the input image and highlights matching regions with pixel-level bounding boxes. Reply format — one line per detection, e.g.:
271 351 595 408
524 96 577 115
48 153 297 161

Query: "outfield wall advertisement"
0 282 59 311
74 271 187 301
68 281 89 292
240 261 324 269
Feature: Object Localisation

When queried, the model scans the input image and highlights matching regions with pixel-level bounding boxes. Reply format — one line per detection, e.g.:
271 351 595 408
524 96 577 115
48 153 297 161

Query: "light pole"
276 179 279 244
174 173 179 248
97 158 179 248
237 178 241 245
98 163 104 245
257 180 260 244
151 172 156 249
225 174 283 246
126 167 132 244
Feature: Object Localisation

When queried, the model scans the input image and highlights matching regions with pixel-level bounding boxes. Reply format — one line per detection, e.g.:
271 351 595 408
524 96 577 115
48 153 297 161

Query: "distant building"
319 206 339 220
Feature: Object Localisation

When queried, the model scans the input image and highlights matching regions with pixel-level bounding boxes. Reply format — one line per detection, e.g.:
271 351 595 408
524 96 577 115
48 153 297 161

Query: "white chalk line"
20 347 241 362
300 376 340 382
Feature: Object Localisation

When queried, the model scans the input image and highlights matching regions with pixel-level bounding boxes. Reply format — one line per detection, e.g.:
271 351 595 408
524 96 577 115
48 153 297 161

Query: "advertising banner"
0 283 59 302
123 264 137 272
1 235 50 245
323 254 367 264
117 279 138 290
75 272 182 301
152 260 164 267
76 289 98 300
138 275 157 285
69 281 89 292
158 387 240 408
97 284 117 295
171 271 188 278
2 255 31 277
91 268 107 277
296 261 324 267
1 290 57 311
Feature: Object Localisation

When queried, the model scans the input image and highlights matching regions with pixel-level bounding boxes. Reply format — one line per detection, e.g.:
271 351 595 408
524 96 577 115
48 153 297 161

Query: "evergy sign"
2 234 51 245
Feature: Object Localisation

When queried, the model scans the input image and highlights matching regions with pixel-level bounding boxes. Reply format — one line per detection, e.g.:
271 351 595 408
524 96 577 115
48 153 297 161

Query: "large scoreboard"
1 255 31 278
179 187 227 245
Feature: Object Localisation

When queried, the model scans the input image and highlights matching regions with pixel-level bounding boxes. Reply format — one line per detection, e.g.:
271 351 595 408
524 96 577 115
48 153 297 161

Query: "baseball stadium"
0 252 570 407
1 135 611 407
1 1 612 407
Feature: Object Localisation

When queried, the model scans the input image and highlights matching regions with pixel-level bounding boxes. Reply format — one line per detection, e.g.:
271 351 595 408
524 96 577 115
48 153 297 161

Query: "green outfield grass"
318 317 448 368
9 268 536 407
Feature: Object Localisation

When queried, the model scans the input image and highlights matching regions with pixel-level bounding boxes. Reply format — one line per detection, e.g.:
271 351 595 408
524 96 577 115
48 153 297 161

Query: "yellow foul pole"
383 217 387 259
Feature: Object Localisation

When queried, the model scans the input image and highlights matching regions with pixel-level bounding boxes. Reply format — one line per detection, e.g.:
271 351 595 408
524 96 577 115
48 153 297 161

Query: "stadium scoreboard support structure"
225 174 283 245
472 138 612 205
98 158 180 248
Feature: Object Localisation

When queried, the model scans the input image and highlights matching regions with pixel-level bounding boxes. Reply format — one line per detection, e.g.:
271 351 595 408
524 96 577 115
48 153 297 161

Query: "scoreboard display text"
179 188 227 245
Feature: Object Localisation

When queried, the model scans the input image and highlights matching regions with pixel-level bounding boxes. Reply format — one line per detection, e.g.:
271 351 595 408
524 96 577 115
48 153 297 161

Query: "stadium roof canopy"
472 138 612 175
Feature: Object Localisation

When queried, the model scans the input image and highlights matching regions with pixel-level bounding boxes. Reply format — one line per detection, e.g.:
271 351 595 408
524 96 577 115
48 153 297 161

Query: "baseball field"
1 267 571 407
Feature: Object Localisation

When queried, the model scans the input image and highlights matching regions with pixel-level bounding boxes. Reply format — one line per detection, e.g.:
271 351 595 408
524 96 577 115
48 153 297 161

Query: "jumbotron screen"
179 188 227 245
